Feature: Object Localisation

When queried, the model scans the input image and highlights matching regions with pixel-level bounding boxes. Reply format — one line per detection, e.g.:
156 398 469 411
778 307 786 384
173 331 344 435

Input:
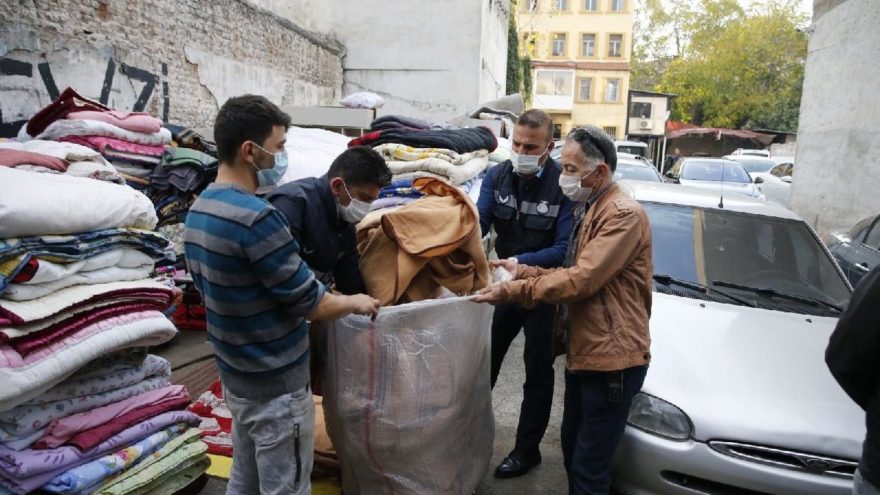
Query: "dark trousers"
562 365 648 495
490 303 556 454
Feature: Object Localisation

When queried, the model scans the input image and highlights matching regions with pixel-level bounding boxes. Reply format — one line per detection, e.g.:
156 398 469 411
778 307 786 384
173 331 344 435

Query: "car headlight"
627 393 693 441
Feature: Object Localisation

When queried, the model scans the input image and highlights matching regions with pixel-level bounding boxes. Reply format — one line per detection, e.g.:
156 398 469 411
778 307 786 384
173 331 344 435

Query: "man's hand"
490 258 518 276
348 294 381 319
471 284 506 305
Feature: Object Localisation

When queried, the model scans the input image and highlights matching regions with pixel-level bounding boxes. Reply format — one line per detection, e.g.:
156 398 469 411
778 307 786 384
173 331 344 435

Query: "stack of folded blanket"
0 167 210 495
19 87 171 190
0 139 124 184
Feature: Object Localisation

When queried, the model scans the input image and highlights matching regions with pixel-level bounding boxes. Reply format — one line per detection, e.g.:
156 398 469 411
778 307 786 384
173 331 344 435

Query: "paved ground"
161 330 569 494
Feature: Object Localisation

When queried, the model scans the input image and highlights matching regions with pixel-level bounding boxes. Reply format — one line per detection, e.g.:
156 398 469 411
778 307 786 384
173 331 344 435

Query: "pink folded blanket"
66 110 163 134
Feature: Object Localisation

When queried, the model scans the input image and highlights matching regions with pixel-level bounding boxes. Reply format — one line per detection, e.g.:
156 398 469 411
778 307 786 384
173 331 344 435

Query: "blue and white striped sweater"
184 183 325 398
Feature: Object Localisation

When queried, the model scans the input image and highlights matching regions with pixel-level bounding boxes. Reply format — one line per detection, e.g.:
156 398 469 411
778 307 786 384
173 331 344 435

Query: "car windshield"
733 158 776 174
681 161 751 183
618 145 646 156
644 202 851 315
615 163 661 182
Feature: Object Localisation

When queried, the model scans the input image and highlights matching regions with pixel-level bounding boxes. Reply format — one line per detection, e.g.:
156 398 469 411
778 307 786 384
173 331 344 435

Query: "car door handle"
855 262 870 272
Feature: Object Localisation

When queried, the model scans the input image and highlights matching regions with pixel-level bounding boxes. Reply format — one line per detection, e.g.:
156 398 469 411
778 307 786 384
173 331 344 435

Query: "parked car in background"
616 139 649 158
664 158 765 200
615 155 663 182
750 162 794 208
771 155 795 166
824 213 880 287
612 181 858 495
729 148 771 157
723 155 777 176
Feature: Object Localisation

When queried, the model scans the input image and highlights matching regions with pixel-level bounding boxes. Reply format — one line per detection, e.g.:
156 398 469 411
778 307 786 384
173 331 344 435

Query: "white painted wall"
791 0 880 232
298 0 510 122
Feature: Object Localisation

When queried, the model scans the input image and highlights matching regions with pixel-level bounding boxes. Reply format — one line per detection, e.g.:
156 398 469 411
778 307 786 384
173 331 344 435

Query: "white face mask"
338 181 372 224
510 146 548 175
559 167 598 202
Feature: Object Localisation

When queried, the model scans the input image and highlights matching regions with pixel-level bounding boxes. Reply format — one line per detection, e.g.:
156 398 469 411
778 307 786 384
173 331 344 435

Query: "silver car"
665 158 766 200
612 182 861 495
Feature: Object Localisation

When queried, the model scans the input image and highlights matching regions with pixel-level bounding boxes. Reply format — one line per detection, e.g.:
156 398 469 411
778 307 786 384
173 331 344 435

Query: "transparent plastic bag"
317 297 494 494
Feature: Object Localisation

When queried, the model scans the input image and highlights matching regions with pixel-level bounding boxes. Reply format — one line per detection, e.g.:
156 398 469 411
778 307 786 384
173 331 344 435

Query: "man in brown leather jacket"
475 125 652 495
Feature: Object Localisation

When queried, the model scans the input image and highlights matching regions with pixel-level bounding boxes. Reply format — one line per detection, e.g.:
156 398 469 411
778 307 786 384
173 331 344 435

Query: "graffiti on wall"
0 51 169 138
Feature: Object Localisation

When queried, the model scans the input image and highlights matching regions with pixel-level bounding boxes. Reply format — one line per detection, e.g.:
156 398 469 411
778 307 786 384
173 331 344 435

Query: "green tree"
632 0 807 131
506 2 522 95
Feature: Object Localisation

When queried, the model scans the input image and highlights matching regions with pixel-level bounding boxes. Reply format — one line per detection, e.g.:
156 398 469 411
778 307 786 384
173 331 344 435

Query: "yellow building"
517 0 634 140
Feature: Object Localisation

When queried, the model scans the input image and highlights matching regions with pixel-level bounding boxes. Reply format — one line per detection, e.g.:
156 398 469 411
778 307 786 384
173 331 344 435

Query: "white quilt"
386 155 489 185
34 119 172 146
25 250 153 285
0 279 171 325
0 312 177 412
0 167 157 238
3 265 154 302
0 140 126 184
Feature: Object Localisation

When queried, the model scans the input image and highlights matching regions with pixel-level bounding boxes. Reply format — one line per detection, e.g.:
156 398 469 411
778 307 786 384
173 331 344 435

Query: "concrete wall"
309 0 509 123
0 0 343 136
791 0 880 232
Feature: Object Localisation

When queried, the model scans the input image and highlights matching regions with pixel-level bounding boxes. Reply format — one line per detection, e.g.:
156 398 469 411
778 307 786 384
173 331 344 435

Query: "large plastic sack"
317 297 494 495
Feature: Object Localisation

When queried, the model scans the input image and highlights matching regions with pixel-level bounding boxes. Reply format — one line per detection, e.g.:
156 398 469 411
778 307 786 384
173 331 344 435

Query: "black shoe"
494 449 542 478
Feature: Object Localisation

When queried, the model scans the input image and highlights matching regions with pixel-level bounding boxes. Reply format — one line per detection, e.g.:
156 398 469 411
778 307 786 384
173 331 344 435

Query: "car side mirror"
753 177 764 184
781 176 792 183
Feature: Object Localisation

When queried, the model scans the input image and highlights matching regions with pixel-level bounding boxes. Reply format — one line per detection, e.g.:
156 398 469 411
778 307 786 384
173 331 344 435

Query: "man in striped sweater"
184 95 380 495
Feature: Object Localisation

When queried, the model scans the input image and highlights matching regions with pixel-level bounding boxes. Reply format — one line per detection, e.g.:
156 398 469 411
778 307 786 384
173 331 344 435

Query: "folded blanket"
186 380 232 457
59 136 164 166
349 126 498 154
36 120 171 146
0 150 67 171
2 264 153 302
0 229 171 296
40 424 187 494
372 144 487 165
101 446 209 495
0 167 157 238
14 160 125 184
0 411 198 494
0 140 101 162
66 110 163 135
0 279 174 326
36 385 189 450
370 115 434 132
371 196 418 212
1 296 172 342
24 87 110 137
0 311 176 412
21 353 167 406
0 376 170 440
36 119 172 146
90 428 203 495
14 249 153 287
385 155 489 186
9 302 170 356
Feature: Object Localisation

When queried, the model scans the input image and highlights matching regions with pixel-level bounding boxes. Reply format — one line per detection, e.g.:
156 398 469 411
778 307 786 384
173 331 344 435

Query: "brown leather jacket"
499 182 653 371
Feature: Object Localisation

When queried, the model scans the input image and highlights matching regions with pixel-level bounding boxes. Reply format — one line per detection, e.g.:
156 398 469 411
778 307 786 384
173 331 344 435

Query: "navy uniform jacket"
267 175 366 295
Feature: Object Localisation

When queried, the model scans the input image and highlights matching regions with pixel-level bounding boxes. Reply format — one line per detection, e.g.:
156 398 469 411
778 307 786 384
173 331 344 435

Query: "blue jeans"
224 385 315 495
856 470 880 495
561 366 648 495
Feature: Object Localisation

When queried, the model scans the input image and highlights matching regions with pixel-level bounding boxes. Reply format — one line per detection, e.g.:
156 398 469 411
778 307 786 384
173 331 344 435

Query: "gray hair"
565 125 618 172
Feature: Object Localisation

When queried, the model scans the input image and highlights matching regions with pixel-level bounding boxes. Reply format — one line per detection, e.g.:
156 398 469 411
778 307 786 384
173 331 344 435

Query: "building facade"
517 0 634 139
300 0 510 123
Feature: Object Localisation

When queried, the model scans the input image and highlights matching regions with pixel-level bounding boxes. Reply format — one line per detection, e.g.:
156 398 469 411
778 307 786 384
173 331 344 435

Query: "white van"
616 140 649 158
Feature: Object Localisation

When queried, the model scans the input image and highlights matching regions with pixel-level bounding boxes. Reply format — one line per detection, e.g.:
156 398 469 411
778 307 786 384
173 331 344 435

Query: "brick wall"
0 0 344 136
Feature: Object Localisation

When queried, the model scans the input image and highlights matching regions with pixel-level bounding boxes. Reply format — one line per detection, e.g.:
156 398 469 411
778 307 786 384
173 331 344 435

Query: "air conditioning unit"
638 119 652 130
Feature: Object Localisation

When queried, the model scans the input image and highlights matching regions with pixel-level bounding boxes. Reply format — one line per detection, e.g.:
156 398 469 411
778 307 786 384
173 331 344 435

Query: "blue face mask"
250 143 288 187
